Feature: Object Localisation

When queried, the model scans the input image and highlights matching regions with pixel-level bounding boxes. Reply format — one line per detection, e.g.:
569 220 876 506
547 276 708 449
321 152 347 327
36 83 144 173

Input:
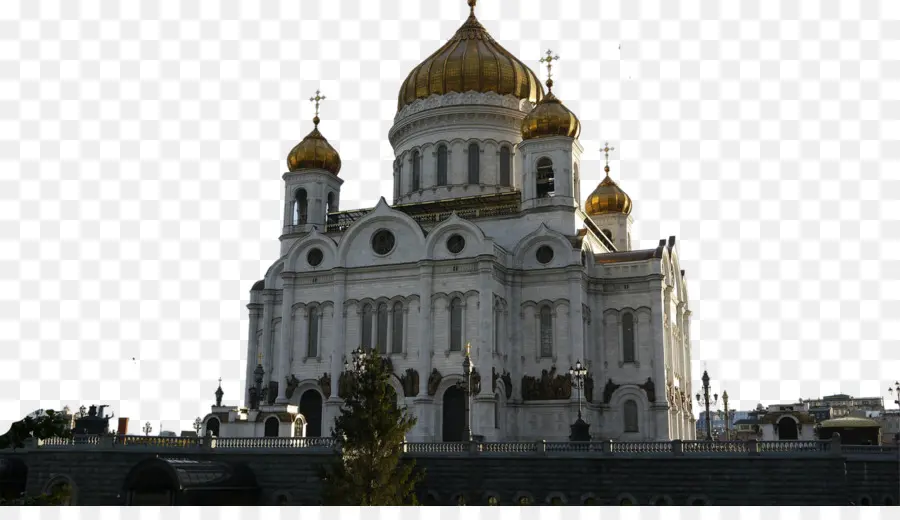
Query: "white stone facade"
205 11 698 444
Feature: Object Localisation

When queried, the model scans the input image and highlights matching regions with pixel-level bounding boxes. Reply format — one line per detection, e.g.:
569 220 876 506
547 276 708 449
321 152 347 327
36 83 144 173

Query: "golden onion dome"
521 90 581 140
397 0 545 112
585 168 633 217
286 116 342 175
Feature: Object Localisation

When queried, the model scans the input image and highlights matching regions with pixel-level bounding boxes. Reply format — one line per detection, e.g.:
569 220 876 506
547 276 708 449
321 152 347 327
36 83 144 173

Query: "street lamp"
454 343 475 442
143 421 153 437
889 381 900 409
718 390 733 441
695 370 718 441
345 347 369 374
568 360 591 442
193 417 203 436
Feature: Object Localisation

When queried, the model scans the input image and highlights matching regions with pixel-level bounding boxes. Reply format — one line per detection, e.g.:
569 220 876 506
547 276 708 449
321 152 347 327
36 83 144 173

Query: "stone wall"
8 446 899 506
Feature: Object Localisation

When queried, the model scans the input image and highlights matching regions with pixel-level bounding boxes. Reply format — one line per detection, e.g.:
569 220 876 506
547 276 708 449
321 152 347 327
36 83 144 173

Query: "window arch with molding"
468 143 480 184
42 475 77 505
361 304 374 348
391 301 404 354
292 189 308 225
449 298 463 351
376 303 389 353
539 305 553 358
437 145 448 186
536 157 555 198
622 312 636 363
307 306 320 358
205 417 220 437
412 151 421 191
499 146 512 186
623 399 639 433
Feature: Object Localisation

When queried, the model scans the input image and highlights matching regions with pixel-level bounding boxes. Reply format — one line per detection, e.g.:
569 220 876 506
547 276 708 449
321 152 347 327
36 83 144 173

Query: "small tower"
518 50 584 211
282 90 343 239
585 143 634 251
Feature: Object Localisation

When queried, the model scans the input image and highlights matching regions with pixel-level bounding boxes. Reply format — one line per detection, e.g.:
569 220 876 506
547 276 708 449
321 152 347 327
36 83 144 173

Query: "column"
330 269 347 399
276 276 296 403
260 291 276 387
510 277 522 390
568 269 585 365
245 303 263 408
417 263 434 396
478 265 493 396
386 307 394 354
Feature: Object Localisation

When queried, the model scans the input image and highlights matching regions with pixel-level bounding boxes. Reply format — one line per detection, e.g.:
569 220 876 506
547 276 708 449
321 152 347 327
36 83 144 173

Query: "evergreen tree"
0 409 72 450
320 348 423 505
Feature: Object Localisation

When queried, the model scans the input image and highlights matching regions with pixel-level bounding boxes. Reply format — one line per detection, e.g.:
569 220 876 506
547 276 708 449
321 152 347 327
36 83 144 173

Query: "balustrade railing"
19 436 898 458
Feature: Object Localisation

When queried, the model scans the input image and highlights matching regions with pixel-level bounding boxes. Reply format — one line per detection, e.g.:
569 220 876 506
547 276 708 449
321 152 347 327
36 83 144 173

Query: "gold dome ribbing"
287 91 342 175
396 2 545 112
585 173 633 216
521 50 581 140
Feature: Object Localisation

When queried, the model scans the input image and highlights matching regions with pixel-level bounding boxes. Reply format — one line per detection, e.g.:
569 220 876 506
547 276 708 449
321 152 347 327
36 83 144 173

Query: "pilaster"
276 275 296 403
417 263 434 396
330 269 347 399
260 291 277 386
245 303 263 408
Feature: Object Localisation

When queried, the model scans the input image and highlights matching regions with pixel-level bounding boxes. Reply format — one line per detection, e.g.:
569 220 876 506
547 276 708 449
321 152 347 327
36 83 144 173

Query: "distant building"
802 394 884 419
757 403 817 441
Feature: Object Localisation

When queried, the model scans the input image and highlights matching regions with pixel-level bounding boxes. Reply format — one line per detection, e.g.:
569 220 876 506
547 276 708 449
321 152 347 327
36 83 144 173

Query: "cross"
218 377 222 387
468 0 477 15
309 89 326 125
539 50 561 90
602 142 615 174
257 350 264 365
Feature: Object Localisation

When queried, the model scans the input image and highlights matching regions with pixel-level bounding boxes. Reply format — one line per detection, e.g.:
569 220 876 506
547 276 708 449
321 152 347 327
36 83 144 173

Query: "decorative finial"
468 0 477 16
465 342 471 356
218 377 222 387
257 350 264 365
309 89 326 128
539 49 560 91
602 142 616 175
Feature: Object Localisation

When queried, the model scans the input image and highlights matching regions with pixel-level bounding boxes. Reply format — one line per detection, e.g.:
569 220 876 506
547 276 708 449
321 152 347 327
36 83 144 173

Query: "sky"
1 0 897 435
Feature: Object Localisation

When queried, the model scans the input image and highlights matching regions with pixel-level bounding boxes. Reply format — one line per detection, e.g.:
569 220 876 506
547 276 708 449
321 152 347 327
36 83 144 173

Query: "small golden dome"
397 4 544 112
521 91 581 140
286 116 342 175
585 172 632 216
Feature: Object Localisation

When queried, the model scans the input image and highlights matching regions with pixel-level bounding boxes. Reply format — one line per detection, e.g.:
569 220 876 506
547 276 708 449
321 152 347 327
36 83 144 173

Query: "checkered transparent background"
0 0 897 515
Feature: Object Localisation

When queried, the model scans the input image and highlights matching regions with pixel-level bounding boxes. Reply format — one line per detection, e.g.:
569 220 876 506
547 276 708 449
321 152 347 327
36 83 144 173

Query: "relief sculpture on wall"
469 368 482 395
285 374 301 399
521 366 572 401
317 373 331 397
584 375 594 403
493 367 514 398
603 379 620 404
400 368 419 397
427 369 443 397
640 377 656 403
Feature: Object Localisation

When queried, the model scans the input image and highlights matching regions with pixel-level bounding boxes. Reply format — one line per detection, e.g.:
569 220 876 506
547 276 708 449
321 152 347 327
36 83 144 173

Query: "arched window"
412 151 421 191
622 312 636 363
205 417 220 437
437 145 448 186
391 302 404 354
450 298 463 351
361 304 374 348
536 158 554 198
394 158 402 199
376 303 388 353
574 163 581 203
624 400 639 432
499 146 511 186
539 305 553 358
307 306 319 358
293 189 308 225
467 143 480 184
293 419 305 437
325 192 335 219
264 417 279 437
493 307 501 354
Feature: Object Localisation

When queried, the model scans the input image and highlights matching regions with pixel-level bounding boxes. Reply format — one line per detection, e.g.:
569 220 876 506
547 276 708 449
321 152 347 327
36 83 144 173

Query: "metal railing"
17 435 898 458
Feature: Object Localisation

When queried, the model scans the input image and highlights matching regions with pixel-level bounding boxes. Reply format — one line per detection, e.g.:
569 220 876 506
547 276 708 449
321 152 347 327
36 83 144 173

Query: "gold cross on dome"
539 50 561 89
602 142 616 173
468 0 477 15
309 89 327 126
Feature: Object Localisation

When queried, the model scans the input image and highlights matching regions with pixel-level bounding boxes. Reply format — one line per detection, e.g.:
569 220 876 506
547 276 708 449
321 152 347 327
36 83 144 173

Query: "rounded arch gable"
42 474 78 505
423 215 488 259
513 226 577 269
434 374 466 403
264 258 286 291
289 380 325 405
609 386 650 409
286 233 339 271
335 209 427 267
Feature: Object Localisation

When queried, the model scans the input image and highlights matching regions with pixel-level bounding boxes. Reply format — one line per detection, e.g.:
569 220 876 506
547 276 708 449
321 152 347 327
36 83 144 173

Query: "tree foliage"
0 409 72 450
0 485 72 506
320 349 423 505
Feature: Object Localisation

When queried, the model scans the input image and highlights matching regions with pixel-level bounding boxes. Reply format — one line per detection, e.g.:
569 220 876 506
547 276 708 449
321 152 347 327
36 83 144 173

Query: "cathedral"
204 0 696 443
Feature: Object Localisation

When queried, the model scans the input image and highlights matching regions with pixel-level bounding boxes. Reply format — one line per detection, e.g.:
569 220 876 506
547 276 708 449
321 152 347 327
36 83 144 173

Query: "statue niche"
521 366 572 401
640 377 656 403
317 373 331 397
285 374 300 399
427 368 443 396
266 381 278 405
400 369 420 397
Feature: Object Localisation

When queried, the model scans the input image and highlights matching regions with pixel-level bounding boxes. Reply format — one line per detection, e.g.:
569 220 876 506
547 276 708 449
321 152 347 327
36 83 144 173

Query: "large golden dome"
521 90 581 140
287 116 342 175
585 171 633 216
397 1 544 112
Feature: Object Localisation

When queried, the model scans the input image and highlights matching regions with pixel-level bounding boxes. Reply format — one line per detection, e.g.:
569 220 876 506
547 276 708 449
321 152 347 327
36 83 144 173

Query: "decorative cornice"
394 91 533 125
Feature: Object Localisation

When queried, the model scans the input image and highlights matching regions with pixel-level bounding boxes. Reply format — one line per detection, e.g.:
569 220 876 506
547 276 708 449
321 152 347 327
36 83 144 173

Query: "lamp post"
718 390 733 441
568 360 591 441
143 421 152 437
344 347 368 374
454 343 474 442
695 370 718 441
193 417 202 436
889 381 900 409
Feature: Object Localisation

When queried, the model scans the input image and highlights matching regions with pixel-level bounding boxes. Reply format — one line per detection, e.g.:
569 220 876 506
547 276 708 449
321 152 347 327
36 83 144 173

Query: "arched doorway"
299 390 323 437
205 417 220 437
777 417 798 440
264 417 279 437
442 386 466 442
0 457 27 502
